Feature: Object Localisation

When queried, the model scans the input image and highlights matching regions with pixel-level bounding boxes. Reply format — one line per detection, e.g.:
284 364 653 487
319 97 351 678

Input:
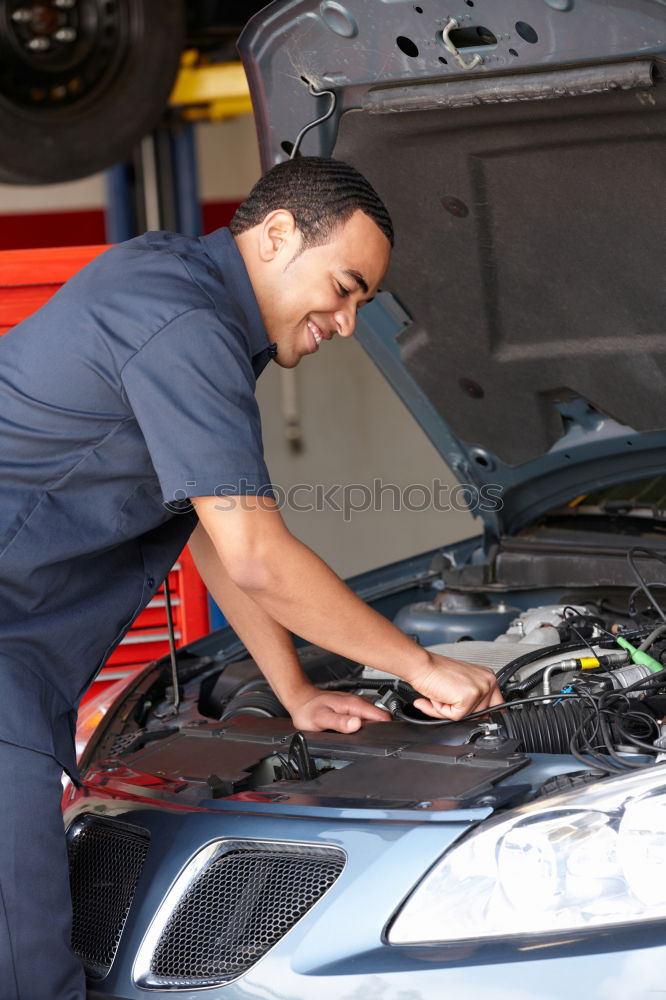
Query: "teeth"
308 320 323 347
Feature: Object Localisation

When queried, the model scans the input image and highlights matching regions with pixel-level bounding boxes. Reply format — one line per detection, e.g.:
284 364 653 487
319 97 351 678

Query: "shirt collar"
200 227 272 361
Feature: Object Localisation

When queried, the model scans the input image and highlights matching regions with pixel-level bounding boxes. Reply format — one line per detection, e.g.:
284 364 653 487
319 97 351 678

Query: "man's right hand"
408 652 504 722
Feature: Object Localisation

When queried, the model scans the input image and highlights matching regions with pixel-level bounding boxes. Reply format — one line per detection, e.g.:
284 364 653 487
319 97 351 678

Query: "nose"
333 300 357 339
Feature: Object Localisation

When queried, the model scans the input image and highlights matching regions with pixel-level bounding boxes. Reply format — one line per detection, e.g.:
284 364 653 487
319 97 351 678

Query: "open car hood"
239 1 666 540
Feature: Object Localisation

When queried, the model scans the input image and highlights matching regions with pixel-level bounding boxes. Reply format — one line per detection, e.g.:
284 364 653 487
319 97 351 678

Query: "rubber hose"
490 700 587 754
508 668 552 696
220 688 290 721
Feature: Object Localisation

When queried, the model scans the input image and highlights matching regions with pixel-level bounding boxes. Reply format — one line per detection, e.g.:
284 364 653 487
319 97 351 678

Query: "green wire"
615 635 664 674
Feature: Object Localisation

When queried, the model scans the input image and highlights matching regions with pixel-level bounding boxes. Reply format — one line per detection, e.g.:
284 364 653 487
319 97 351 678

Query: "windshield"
543 477 666 533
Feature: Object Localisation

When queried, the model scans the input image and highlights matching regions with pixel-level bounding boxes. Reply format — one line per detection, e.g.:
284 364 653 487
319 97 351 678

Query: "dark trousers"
0 740 86 1000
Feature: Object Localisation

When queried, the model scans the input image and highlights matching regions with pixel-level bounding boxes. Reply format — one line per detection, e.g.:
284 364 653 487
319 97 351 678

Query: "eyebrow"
342 269 369 296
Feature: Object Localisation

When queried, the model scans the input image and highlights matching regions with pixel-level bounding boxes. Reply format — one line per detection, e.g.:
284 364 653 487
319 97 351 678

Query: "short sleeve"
120 307 273 503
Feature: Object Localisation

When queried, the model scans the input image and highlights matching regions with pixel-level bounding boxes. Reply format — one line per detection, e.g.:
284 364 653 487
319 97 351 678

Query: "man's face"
251 209 391 369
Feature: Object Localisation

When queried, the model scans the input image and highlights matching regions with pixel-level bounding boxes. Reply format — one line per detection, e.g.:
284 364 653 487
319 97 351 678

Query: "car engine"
81 566 666 814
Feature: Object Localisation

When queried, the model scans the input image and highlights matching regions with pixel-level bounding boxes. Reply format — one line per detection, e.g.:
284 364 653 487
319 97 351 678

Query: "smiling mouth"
307 318 326 351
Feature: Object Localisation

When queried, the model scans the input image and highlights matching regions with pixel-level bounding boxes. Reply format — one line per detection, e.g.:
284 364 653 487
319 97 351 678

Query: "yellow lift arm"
169 52 252 121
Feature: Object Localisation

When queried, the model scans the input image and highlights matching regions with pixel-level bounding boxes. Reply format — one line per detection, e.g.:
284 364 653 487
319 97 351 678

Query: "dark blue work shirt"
0 227 276 777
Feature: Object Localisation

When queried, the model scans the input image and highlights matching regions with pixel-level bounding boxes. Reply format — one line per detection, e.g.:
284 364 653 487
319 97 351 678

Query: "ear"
257 209 299 261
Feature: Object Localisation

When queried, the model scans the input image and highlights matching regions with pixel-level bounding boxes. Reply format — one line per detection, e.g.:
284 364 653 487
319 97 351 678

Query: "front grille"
149 841 345 986
67 815 150 979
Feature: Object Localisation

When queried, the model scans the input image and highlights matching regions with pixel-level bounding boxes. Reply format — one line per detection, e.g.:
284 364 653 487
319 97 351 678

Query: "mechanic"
0 156 501 999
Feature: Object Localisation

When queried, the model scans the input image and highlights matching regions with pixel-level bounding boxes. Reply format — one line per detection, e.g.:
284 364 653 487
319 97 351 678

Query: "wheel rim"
0 0 134 115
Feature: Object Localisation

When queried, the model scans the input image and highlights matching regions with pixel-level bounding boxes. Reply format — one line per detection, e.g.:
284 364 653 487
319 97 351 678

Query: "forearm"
189 521 392 730
240 540 506 722
188 523 315 708
253 540 431 682
192 499 430 686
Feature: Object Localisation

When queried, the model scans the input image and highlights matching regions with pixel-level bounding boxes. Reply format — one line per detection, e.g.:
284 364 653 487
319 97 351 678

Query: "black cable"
322 677 414 695
570 687 610 765
579 685 660 765
568 715 618 774
163 571 180 715
496 641 594 691
566 622 599 660
507 667 551 696
621 702 659 736
599 710 645 769
638 624 666 652
393 692 582 727
589 597 634 620
561 606 614 649
620 671 666 696
577 687 604 749
628 584 666 622
607 692 659 754
627 547 666 625
568 686 628 773
615 721 660 753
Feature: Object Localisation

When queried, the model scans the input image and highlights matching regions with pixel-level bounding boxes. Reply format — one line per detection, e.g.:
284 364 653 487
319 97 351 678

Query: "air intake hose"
490 700 586 754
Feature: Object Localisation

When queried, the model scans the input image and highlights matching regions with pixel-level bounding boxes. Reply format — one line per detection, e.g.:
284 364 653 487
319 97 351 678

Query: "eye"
336 282 351 298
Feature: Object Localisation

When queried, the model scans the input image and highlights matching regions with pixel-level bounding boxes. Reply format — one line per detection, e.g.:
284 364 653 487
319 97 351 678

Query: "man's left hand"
287 687 391 733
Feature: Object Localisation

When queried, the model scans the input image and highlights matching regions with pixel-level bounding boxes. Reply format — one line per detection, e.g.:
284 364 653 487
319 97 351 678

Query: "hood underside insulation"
334 69 666 466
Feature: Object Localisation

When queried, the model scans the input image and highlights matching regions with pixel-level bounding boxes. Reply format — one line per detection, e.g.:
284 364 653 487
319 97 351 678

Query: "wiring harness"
368 547 666 771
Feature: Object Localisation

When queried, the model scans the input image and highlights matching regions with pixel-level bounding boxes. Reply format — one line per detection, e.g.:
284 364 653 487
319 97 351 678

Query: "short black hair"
230 156 394 249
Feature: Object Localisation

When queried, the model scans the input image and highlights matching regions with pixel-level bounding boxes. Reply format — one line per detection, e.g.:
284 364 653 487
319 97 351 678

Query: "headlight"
388 767 666 944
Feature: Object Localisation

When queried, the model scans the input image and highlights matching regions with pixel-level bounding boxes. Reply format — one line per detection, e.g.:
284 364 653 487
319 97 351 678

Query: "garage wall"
255 340 476 578
0 115 476 577
196 115 261 202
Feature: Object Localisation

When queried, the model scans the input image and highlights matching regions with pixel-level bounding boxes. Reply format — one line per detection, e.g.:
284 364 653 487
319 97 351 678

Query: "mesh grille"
68 816 150 978
150 844 344 983
106 731 142 757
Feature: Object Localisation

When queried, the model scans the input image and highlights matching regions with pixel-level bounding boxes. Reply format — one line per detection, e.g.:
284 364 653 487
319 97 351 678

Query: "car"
63 1 666 997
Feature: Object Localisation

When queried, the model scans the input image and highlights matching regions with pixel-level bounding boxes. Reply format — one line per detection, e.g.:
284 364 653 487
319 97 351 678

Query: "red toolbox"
0 245 212 699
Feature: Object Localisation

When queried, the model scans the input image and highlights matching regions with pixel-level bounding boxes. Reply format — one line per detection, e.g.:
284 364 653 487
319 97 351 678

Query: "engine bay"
109 715 526 811
82 543 666 814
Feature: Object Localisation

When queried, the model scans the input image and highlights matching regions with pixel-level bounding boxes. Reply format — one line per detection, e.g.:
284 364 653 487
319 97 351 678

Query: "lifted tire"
0 0 184 184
